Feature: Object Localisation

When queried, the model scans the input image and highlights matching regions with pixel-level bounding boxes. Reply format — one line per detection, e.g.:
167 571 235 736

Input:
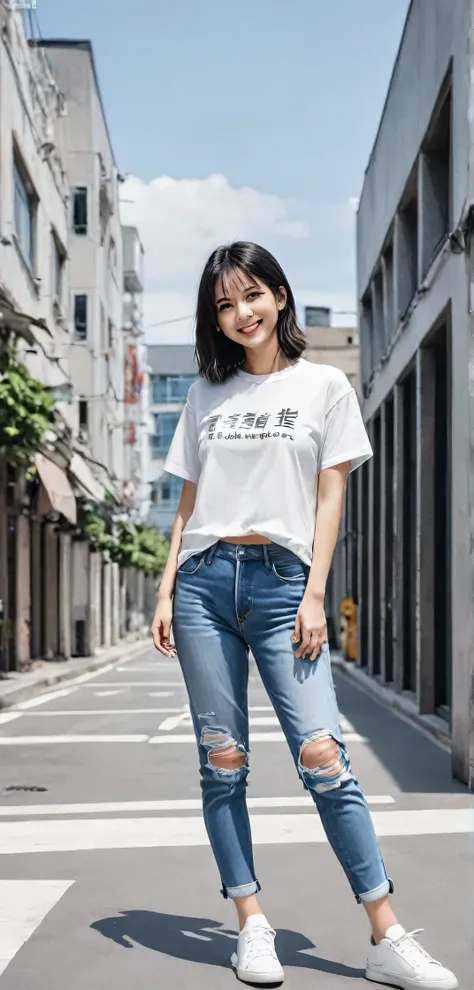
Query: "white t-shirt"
164 357 372 567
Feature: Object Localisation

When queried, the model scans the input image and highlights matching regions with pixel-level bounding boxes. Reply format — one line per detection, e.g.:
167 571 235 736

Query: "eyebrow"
216 284 258 305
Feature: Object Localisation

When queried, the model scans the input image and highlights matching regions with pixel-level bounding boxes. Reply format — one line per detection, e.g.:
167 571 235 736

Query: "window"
160 474 183 503
79 400 88 431
73 187 87 234
421 82 451 276
13 158 35 266
150 412 180 453
151 374 197 403
108 319 114 349
51 231 65 304
74 294 87 341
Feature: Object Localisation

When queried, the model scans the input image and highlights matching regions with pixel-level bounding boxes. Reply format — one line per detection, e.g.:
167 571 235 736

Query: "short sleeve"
319 388 373 474
163 400 201 483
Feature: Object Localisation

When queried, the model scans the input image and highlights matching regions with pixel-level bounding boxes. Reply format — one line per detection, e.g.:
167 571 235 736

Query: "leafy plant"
0 348 55 464
79 499 169 577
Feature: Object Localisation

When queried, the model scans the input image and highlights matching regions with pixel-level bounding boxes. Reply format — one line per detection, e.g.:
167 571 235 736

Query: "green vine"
0 345 55 464
79 498 169 577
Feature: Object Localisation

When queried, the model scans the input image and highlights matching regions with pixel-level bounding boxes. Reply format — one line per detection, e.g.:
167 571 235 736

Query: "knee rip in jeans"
200 727 248 774
298 730 351 793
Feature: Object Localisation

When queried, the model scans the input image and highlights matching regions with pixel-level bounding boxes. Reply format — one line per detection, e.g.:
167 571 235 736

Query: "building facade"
304 306 360 395
37 39 125 487
340 0 474 786
147 345 198 535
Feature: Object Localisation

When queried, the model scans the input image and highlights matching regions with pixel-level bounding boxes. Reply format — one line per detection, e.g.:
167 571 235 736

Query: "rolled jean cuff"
356 877 394 904
221 880 261 900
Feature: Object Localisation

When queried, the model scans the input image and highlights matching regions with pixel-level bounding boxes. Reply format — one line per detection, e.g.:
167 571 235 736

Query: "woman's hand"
151 596 177 658
291 591 327 661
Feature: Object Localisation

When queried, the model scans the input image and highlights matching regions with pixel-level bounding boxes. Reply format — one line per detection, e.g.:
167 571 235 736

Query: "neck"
243 337 291 376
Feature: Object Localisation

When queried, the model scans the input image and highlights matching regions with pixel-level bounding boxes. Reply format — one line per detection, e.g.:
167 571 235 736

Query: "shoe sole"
231 951 284 985
365 965 459 989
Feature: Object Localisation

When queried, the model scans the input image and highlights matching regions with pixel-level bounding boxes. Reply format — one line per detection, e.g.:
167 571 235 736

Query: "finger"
295 632 311 659
161 619 171 644
309 636 323 661
291 615 301 645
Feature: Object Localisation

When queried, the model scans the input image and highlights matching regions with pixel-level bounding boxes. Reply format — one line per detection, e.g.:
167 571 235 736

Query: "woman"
151 242 457 990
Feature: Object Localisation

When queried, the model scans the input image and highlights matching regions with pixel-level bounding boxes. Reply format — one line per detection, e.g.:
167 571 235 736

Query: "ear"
277 286 287 310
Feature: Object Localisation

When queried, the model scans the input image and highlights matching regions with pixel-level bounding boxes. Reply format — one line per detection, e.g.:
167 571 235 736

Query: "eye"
248 291 262 300
218 302 231 312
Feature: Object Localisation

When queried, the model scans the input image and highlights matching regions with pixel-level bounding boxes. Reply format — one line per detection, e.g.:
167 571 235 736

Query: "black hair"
194 241 306 383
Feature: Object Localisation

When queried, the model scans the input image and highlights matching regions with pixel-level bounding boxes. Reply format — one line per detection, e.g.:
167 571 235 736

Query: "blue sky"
33 0 409 341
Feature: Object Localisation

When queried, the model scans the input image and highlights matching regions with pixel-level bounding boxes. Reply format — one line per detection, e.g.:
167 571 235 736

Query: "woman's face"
214 270 286 350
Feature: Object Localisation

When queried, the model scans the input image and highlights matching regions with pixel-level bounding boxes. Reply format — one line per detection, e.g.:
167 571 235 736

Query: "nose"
237 301 254 323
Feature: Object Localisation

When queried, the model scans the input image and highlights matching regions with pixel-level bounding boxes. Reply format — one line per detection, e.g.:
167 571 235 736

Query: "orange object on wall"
339 598 358 661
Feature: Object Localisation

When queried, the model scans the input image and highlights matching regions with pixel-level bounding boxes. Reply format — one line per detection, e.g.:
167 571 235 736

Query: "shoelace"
245 926 277 964
392 929 441 971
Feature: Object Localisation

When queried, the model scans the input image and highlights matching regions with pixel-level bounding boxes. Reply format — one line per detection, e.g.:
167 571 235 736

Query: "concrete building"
36 39 125 487
339 0 474 787
121 225 149 519
304 306 360 395
148 345 198 535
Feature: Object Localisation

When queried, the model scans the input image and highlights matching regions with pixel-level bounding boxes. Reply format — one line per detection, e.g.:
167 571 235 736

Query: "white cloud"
119 173 308 343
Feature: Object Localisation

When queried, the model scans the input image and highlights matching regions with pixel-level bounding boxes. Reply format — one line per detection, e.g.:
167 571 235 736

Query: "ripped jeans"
172 541 393 904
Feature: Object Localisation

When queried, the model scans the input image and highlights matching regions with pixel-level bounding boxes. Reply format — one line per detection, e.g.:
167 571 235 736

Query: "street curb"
0 638 152 710
331 654 451 751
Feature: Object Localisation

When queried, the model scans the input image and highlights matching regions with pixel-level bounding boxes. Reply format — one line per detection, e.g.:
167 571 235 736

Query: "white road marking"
0 713 23 725
13 687 79 711
0 735 150 745
94 690 123 696
148 692 175 697
81 682 184 688
148 731 368 744
117 666 176 672
0 795 395 817
0 809 471 854
181 931 211 941
0 880 74 976
158 711 191 731
23 709 189 716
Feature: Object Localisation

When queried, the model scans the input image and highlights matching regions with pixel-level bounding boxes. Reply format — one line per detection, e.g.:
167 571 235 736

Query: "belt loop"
205 541 218 564
262 545 271 569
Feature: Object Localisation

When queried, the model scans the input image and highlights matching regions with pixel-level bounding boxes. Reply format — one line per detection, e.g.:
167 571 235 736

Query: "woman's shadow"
91 909 364 983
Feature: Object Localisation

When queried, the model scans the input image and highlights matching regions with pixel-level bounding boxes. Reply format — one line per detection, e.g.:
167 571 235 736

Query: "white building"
122 225 149 518
36 39 125 488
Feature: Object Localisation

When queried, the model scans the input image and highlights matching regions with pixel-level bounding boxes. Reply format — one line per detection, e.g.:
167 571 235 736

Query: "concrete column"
30 518 41 659
379 404 387 682
119 569 127 639
366 420 375 675
88 551 101 656
392 384 405 691
44 523 59 659
102 559 112 649
416 348 436 713
59 532 72 660
111 562 120 646
356 455 364 668
15 513 30 667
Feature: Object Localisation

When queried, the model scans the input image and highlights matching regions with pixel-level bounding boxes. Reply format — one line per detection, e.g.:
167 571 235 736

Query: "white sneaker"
365 924 459 989
230 914 284 985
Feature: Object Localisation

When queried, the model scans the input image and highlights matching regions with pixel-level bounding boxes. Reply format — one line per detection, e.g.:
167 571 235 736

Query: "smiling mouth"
238 320 262 334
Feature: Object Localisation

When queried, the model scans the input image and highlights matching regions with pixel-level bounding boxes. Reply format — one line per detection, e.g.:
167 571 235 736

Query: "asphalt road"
0 646 471 988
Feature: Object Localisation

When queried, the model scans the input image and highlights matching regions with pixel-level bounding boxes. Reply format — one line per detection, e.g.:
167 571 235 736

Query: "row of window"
150 412 181 453
150 374 197 404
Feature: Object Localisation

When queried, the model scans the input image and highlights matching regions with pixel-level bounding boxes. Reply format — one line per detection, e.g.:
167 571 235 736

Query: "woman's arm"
292 461 350 661
151 479 197 656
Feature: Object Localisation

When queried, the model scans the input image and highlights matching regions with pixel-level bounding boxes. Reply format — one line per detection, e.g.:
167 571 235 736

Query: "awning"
35 453 77 525
69 452 106 503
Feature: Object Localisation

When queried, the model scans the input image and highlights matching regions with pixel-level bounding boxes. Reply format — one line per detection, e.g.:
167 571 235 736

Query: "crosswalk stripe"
0 735 150 744
0 795 395 817
0 713 22 725
0 809 471 854
148 731 368 744
0 880 74 976
81 682 185 688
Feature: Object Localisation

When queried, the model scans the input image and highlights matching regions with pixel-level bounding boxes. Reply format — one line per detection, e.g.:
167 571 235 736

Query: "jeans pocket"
178 552 206 575
271 560 309 583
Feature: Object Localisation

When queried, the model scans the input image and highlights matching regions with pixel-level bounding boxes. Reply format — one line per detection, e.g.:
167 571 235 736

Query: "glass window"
160 474 183 503
74 294 87 341
151 374 197 403
51 232 64 301
73 187 88 234
13 161 34 266
150 412 180 453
